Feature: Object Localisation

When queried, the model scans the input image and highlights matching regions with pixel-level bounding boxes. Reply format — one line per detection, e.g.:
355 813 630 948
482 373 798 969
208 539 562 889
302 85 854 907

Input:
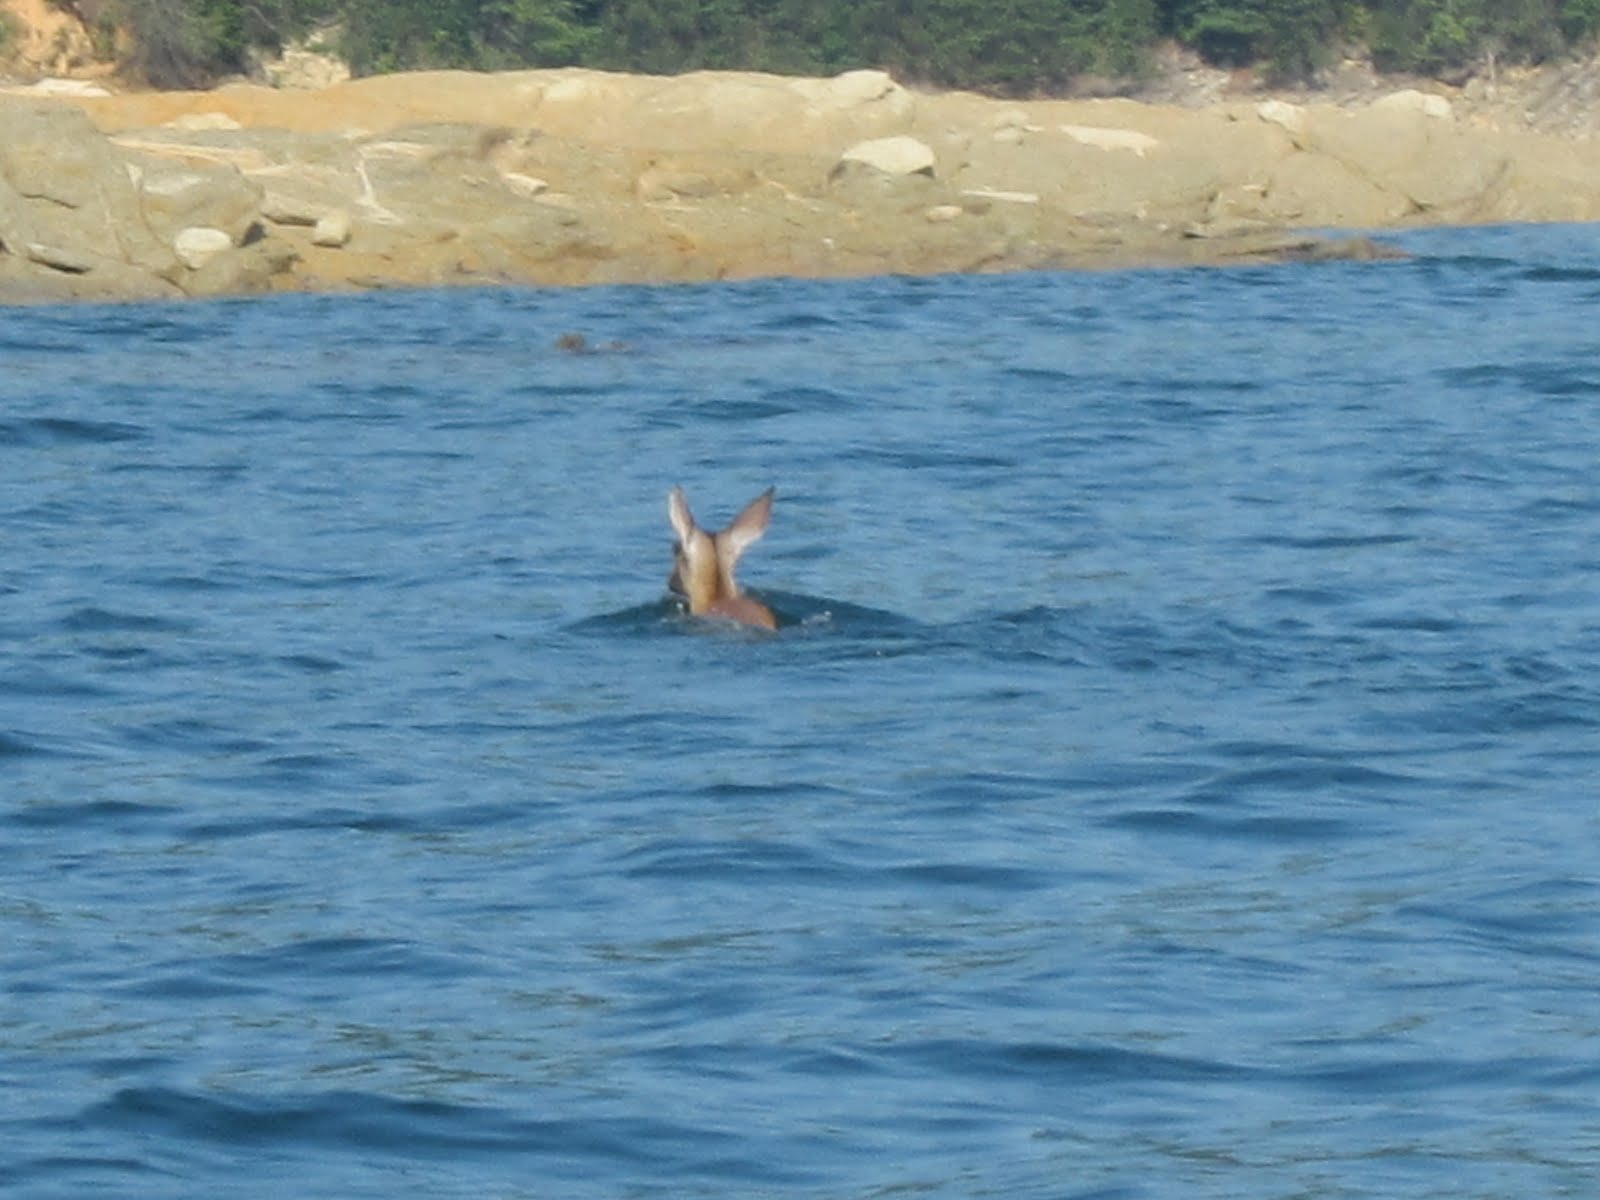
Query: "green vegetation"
96 0 1600 92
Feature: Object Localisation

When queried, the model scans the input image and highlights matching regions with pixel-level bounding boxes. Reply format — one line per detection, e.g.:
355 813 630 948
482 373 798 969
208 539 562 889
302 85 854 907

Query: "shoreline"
3 65 1599 305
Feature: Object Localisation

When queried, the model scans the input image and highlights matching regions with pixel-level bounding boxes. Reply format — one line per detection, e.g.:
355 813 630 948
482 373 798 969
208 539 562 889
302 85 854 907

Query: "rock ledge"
2 67 1596 303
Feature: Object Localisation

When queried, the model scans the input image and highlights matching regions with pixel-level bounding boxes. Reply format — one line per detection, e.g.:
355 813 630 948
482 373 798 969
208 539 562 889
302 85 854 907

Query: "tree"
340 0 593 73
110 0 334 86
85 0 1600 97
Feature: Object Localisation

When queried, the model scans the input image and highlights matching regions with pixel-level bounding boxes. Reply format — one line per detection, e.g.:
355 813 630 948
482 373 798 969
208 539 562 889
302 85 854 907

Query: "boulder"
0 247 181 302
182 239 298 297
500 172 549 198
1299 104 1506 218
24 241 95 273
836 135 936 177
0 100 178 282
1058 124 1162 156
1256 99 1307 140
173 226 234 269
791 69 905 111
311 209 352 247
1372 89 1453 120
136 163 264 244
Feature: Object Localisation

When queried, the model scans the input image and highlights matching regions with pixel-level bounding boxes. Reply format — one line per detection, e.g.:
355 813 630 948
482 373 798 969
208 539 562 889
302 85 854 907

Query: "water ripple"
3 227 1598 1200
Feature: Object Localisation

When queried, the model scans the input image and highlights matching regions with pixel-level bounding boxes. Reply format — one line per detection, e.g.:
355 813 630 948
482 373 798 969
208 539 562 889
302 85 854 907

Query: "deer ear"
668 486 697 544
720 487 774 563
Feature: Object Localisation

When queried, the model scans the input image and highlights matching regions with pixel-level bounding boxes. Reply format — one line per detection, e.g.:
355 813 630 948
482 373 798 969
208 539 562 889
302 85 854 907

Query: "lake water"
2 224 1597 1199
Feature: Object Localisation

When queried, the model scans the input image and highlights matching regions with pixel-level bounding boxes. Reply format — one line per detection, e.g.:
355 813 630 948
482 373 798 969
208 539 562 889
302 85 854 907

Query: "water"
2 224 1597 1199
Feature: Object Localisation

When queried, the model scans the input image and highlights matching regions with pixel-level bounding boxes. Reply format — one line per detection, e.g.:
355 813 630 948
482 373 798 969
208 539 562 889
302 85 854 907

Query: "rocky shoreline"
3 65 1599 304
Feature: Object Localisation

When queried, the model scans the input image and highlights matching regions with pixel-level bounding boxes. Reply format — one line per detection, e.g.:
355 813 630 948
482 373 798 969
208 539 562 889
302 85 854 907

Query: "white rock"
260 191 321 226
1059 125 1161 156
813 69 898 108
310 210 352 247
1373 89 1453 119
837 135 936 177
25 242 93 273
164 112 243 132
172 226 234 269
924 204 964 223
501 172 549 198
1256 99 1306 136
21 78 111 98
960 188 1040 205
992 107 1042 140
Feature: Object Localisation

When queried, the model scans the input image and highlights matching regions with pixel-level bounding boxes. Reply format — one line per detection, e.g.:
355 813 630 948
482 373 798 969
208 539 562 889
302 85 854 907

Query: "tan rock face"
3 64 1600 303
136 163 264 244
0 103 175 280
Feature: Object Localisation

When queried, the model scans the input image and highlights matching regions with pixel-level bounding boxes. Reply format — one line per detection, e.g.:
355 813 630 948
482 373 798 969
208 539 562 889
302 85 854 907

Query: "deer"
667 486 777 631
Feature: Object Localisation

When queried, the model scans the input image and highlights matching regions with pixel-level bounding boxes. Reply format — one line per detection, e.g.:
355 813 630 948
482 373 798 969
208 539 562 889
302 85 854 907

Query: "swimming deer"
667 485 777 630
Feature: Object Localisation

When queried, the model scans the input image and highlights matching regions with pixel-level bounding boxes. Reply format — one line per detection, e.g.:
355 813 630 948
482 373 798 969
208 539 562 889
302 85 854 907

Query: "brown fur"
668 486 777 631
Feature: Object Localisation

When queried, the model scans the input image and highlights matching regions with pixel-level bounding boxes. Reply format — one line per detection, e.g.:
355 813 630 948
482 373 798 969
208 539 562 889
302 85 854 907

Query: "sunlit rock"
836 135 936 177
173 226 234 269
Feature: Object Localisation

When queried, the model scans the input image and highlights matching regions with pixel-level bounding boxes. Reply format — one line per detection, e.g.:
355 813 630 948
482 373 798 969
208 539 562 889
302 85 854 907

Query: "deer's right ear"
668 486 696 543
720 487 774 563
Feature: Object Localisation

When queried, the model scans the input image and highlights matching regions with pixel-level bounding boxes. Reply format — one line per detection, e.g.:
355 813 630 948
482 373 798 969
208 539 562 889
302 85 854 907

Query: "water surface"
2 224 1598 1198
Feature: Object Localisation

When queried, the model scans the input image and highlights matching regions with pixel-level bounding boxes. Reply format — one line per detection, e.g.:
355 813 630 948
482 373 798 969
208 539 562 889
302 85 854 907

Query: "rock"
0 100 176 276
1256 99 1306 138
635 165 713 202
6 63 1600 301
1300 104 1504 218
1059 124 1161 155
182 239 298 297
635 160 755 202
991 108 1041 145
2 103 124 209
1373 89 1453 120
1256 146 1406 227
836 135 936 177
500 172 548 198
518 67 914 157
1184 216 1277 239
165 113 244 132
16 79 112 98
136 163 264 243
260 191 326 227
1206 182 1280 224
173 226 235 269
24 242 94 273
961 188 1040 205
796 68 902 109
310 209 352 247
0 174 46 248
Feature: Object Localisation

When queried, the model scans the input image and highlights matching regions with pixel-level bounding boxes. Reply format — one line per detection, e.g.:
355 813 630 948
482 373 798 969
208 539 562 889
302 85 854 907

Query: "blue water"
2 223 1597 1199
